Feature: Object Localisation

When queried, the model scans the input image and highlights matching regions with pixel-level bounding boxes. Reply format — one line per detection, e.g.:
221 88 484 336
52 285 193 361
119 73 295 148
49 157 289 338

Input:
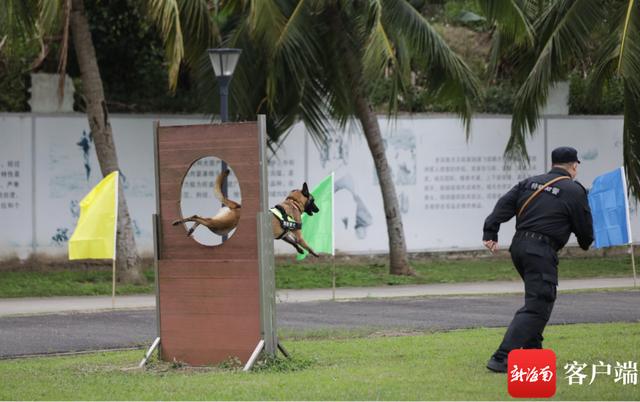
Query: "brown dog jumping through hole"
172 169 320 256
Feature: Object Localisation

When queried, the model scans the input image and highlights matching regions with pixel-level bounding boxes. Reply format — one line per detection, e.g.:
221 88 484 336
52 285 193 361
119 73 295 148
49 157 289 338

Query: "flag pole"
112 171 120 309
621 167 636 288
631 244 637 288
331 172 336 301
332 256 336 301
112 257 116 308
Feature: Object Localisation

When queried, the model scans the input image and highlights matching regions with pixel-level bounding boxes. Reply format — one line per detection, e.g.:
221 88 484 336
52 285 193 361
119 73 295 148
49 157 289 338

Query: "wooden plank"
160 246 259 262
159 295 259 314
158 277 259 297
161 316 260 340
158 259 259 278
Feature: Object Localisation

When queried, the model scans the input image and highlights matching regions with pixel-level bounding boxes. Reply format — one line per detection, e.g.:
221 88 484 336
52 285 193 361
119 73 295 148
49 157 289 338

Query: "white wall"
0 113 628 259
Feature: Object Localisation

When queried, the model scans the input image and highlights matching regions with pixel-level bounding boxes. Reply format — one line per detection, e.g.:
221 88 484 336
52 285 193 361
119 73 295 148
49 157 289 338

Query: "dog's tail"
214 169 241 209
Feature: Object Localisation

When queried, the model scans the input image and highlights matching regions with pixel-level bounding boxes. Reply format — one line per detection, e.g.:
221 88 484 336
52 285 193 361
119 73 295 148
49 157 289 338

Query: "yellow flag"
69 171 119 260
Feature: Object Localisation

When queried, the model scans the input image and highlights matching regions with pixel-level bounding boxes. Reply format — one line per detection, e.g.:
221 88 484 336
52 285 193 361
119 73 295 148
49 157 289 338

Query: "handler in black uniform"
483 146 593 373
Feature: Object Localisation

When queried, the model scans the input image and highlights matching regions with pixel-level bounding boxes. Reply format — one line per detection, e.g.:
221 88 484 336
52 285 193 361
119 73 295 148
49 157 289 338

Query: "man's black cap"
551 146 580 164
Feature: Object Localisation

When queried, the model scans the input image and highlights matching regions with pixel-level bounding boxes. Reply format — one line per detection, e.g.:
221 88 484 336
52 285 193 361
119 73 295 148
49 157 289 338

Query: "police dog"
272 182 320 257
172 170 320 256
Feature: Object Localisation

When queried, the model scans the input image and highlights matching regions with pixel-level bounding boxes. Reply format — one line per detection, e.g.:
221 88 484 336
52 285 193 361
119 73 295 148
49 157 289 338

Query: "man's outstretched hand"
483 240 498 254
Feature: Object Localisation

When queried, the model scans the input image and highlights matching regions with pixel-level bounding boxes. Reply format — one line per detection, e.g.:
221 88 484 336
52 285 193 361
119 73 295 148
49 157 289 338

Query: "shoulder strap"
517 176 571 217
270 205 302 231
270 207 284 220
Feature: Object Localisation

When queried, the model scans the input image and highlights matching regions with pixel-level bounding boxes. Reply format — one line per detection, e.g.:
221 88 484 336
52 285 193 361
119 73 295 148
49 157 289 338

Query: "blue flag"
588 167 633 248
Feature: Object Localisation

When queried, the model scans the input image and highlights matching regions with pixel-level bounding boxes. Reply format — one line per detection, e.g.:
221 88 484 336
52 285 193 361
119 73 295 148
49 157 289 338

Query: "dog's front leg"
282 234 305 254
293 230 320 257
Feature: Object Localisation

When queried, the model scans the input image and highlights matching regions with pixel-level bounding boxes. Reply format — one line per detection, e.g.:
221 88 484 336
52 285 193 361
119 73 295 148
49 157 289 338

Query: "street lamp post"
208 48 242 123
208 48 242 242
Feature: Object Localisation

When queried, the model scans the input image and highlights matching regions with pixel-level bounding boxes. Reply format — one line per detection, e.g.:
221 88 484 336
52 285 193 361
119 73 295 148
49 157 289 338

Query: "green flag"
297 172 334 260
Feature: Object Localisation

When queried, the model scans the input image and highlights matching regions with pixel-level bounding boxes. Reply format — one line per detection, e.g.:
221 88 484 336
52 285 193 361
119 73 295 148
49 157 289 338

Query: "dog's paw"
172 220 181 226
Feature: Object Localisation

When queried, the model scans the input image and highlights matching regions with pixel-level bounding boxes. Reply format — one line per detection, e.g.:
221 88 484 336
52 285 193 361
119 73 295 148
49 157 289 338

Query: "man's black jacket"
483 167 594 250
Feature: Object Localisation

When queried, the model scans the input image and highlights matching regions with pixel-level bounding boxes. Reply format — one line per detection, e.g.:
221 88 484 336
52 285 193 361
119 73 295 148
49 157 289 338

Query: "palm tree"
1 0 145 284
150 0 481 275
479 0 640 196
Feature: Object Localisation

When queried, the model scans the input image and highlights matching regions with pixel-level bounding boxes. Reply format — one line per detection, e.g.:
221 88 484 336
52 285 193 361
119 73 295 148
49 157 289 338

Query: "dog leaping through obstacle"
172 169 320 256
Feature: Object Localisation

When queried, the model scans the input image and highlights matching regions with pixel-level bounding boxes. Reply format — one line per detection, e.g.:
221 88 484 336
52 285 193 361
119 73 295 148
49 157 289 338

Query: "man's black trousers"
493 238 558 360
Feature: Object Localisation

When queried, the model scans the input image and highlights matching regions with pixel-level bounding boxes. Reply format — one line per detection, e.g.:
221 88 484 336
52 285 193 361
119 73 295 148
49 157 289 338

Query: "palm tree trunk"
70 0 145 284
328 9 413 276
353 94 414 275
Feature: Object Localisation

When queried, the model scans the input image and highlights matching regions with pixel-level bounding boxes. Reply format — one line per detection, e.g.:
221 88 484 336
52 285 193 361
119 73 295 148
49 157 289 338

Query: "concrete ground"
0 276 636 317
0 288 638 358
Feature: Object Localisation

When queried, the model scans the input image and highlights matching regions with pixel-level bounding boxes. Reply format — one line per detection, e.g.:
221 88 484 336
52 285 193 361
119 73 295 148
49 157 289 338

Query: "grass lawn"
0 255 635 298
0 322 638 400
277 255 636 288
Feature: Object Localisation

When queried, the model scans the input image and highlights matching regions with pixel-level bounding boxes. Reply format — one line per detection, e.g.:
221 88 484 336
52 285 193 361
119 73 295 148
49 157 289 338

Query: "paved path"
0 277 636 317
0 291 638 358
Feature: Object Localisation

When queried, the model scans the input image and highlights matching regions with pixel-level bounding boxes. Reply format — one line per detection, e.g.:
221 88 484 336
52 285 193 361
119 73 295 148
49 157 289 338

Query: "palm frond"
266 0 322 103
585 33 619 101
380 0 481 132
146 0 185 91
361 9 398 88
506 0 605 162
623 82 640 198
0 0 39 41
385 30 411 115
251 0 333 142
617 0 640 96
247 0 286 52
522 0 547 20
38 0 63 35
487 28 503 77
179 0 216 67
477 0 535 45
55 0 71 103
618 0 636 73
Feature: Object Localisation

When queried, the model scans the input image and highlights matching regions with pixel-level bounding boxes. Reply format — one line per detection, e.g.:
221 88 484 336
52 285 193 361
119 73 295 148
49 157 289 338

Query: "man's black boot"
486 357 507 373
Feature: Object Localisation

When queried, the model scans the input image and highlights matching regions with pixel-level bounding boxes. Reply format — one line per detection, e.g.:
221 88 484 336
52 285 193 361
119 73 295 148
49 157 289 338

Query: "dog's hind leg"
172 216 196 226
172 218 187 226
187 222 200 237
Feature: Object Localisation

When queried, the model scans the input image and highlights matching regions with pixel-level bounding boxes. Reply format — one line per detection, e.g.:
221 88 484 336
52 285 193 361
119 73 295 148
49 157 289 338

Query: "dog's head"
301 182 320 216
287 182 320 216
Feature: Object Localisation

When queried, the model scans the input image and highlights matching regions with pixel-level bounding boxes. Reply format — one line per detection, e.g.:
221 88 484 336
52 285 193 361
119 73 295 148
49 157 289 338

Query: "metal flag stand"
139 336 161 368
139 210 163 368
242 211 295 371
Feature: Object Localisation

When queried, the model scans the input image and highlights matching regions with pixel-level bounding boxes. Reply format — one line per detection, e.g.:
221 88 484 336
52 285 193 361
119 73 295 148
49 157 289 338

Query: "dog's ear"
302 182 309 197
